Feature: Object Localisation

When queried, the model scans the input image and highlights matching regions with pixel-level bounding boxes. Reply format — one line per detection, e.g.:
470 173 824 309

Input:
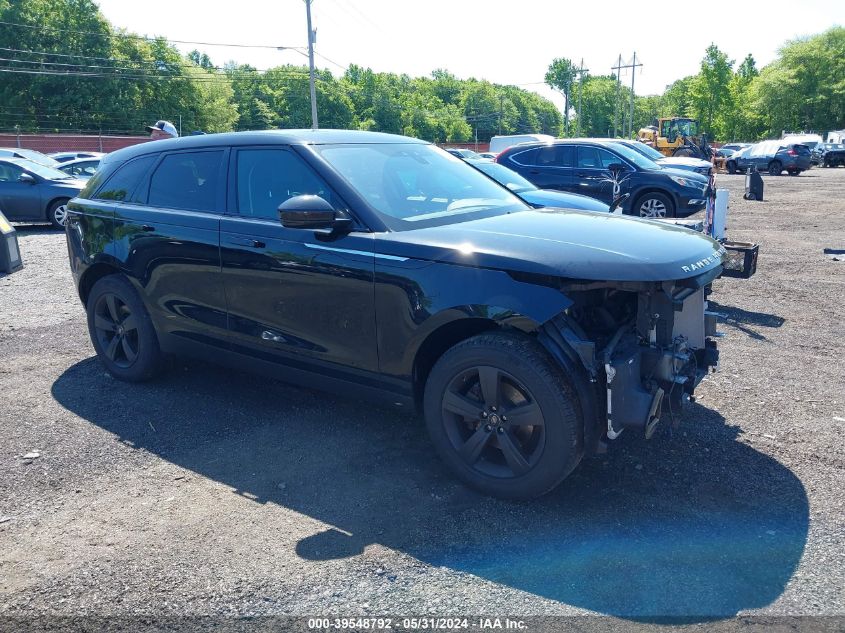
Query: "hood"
376 208 725 282
50 178 87 190
658 156 712 169
650 166 709 184
518 188 610 212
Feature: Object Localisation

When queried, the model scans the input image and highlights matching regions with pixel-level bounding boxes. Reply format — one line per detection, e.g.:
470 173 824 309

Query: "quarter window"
148 151 224 212
236 149 337 220
94 155 157 202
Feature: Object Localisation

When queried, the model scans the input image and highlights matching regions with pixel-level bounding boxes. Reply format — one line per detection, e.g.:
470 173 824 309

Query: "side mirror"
18 173 36 185
279 195 350 230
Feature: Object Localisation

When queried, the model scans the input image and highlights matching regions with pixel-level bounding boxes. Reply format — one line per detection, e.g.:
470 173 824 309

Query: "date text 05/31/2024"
307 617 528 630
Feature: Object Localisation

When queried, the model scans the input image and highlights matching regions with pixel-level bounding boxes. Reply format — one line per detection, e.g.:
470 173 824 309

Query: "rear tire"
788 170 800 176
768 161 782 176
86 275 163 382
47 199 70 229
423 332 583 499
634 192 675 218
727 161 737 174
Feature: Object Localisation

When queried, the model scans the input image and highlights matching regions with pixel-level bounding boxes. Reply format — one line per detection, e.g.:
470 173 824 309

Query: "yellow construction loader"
638 117 712 160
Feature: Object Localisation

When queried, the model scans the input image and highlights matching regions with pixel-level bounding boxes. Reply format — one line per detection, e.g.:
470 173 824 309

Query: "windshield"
605 142 662 170
315 143 530 229
675 119 698 137
18 159 74 180
619 141 663 161
15 149 59 167
469 160 537 193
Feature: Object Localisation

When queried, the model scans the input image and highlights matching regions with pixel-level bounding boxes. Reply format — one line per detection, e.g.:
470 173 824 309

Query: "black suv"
66 130 726 499
496 139 710 218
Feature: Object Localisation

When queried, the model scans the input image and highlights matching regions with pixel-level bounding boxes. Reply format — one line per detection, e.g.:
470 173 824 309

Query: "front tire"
634 192 674 218
86 275 163 382
48 199 70 229
768 161 782 176
423 332 583 499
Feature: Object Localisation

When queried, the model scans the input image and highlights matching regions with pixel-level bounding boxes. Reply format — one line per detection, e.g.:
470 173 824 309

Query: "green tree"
545 58 576 134
689 44 734 137
569 75 633 137
752 27 845 137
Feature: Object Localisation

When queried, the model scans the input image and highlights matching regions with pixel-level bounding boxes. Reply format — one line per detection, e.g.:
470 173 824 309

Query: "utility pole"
575 58 588 137
612 53 642 137
498 94 504 135
612 54 622 137
628 52 641 138
305 0 318 129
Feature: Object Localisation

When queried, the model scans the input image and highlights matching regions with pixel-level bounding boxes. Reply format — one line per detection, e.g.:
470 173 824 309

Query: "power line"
0 46 307 74
0 66 321 83
0 19 297 50
0 56 319 81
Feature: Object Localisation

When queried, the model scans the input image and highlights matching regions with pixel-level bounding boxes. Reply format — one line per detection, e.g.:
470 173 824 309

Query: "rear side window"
577 146 619 169
93 155 156 202
148 151 224 212
536 145 574 167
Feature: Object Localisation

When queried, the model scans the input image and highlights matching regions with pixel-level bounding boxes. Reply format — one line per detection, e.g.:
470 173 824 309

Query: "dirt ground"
1 167 844 627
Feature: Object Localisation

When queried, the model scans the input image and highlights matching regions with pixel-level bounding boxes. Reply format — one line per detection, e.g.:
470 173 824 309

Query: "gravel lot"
1 168 844 626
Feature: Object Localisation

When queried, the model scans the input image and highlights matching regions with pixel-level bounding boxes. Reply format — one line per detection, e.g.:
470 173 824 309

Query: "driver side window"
0 163 23 182
236 149 337 220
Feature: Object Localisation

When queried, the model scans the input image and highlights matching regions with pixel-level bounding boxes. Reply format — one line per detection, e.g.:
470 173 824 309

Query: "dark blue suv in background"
496 139 710 218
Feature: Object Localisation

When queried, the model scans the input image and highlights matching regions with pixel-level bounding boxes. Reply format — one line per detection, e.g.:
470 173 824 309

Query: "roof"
103 129 429 166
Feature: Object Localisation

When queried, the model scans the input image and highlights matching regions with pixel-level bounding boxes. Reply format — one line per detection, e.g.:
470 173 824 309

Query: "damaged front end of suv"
539 259 725 452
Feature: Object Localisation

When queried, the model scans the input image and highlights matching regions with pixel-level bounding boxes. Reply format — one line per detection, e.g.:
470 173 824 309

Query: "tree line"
553 27 845 141
1 0 842 142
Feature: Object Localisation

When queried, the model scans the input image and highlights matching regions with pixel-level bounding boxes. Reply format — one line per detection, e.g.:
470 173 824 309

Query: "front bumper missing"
603 287 720 438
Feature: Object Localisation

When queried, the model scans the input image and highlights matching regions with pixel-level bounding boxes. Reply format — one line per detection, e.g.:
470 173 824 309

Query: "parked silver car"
726 141 812 176
0 157 86 227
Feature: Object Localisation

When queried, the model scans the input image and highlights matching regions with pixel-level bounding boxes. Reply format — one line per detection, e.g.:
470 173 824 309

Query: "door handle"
576 172 588 178
529 170 540 175
225 237 266 248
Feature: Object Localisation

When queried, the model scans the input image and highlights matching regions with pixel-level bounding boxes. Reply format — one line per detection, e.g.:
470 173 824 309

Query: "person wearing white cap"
145 120 179 140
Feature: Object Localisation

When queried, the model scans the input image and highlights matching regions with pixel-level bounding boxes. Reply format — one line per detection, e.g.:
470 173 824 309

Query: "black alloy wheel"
86 275 162 381
768 160 782 176
440 365 546 479
93 293 140 368
424 332 583 499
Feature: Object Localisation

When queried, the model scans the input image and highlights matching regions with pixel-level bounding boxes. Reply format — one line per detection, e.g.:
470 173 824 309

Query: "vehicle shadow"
709 301 785 342
11 223 62 235
52 357 808 620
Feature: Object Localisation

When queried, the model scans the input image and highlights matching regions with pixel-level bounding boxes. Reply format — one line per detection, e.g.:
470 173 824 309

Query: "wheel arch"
44 195 71 220
631 187 676 214
78 261 122 306
412 315 517 408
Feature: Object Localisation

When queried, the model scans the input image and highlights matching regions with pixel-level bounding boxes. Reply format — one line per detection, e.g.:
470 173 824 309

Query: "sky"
94 0 845 112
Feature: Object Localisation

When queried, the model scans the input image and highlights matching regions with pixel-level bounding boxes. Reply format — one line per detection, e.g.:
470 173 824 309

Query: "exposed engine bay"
541 268 722 443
